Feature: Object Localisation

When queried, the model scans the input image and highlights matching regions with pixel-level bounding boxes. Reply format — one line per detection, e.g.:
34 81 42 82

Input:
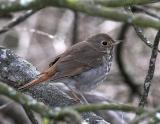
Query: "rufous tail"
18 66 56 90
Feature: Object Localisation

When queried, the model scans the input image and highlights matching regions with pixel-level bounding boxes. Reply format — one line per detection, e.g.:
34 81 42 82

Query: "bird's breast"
67 55 113 92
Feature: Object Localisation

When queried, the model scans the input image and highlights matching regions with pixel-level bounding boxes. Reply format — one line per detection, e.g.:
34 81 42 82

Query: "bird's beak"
112 40 123 45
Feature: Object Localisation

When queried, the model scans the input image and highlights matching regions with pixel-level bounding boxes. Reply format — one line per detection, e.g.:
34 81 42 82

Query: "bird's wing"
18 61 58 90
18 41 104 89
52 42 105 79
49 55 61 67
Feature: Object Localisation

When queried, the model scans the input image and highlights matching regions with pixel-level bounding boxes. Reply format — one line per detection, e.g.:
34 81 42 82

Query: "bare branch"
139 30 160 107
129 105 160 124
72 103 146 114
0 10 36 34
0 1 160 29
95 0 159 7
116 24 142 97
135 26 160 52
126 7 160 53
133 6 160 20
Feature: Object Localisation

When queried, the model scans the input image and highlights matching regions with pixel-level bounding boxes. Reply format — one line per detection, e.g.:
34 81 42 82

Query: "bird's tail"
18 66 56 90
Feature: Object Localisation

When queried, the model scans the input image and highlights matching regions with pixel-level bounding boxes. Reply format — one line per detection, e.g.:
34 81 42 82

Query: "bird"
19 33 118 94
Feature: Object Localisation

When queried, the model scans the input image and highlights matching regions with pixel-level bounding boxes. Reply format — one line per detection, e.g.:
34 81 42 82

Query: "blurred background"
0 2 160 123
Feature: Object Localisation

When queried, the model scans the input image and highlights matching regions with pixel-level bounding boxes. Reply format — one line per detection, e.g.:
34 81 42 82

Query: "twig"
116 24 141 97
134 26 160 53
131 5 160 52
126 7 160 52
0 10 36 34
144 4 160 11
95 0 159 7
133 6 160 20
139 30 160 107
131 6 160 52
129 105 160 124
71 10 79 45
16 28 55 40
72 103 146 114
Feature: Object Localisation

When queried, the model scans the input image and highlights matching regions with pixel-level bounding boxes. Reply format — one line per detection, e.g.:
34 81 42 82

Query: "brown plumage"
19 33 116 91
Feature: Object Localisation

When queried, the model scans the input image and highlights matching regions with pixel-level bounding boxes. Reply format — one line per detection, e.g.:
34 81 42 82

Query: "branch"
0 0 160 29
133 6 160 20
95 0 159 7
134 26 160 52
0 80 149 121
72 103 146 115
129 105 160 124
139 30 160 107
125 7 160 53
0 0 158 11
0 82 82 123
0 10 36 34
71 11 79 45
116 24 141 97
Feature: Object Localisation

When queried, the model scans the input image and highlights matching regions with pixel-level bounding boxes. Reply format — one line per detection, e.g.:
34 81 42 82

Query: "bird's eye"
101 41 108 46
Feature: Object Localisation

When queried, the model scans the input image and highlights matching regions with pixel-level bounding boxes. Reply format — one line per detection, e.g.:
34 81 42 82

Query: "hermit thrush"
19 33 117 92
